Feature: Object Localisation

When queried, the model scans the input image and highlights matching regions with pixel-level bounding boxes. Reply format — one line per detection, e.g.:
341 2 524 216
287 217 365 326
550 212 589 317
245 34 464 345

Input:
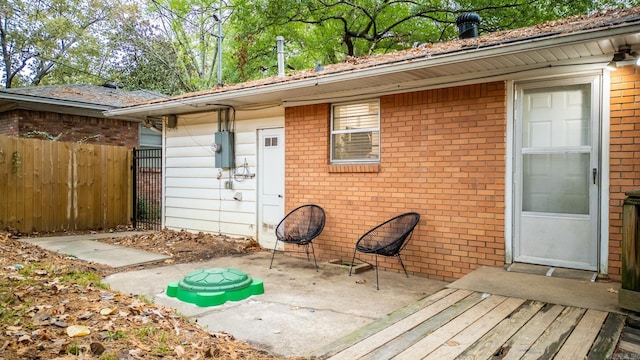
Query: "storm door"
514 77 600 271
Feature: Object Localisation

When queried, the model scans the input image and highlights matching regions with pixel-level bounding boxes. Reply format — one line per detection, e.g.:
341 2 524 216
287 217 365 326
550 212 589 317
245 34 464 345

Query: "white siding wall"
163 108 283 238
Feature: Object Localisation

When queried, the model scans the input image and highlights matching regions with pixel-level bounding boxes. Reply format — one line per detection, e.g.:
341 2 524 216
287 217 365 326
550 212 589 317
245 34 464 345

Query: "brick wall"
285 82 506 282
0 109 139 148
0 113 19 136
608 65 640 281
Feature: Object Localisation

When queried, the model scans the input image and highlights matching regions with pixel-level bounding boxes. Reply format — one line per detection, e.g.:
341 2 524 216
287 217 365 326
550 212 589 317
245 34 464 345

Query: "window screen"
331 100 380 163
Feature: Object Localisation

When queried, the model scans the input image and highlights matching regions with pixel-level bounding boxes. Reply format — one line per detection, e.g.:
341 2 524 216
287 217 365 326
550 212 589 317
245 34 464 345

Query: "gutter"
0 92 153 122
105 20 640 117
0 92 114 112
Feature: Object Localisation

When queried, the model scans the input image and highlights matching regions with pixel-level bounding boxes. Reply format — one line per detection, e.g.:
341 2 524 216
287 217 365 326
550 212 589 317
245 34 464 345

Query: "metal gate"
132 148 162 230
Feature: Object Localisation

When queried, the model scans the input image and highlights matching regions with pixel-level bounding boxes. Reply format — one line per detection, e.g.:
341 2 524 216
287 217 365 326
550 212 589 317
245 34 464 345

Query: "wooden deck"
316 288 627 360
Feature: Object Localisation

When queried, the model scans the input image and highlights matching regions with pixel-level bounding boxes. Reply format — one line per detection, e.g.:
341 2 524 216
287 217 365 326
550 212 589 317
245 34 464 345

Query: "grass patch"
104 329 126 341
67 342 83 355
60 270 109 289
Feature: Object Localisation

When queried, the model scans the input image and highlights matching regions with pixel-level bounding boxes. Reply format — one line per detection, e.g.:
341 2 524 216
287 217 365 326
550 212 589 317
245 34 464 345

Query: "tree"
142 0 225 92
226 0 639 83
109 18 190 95
0 0 134 88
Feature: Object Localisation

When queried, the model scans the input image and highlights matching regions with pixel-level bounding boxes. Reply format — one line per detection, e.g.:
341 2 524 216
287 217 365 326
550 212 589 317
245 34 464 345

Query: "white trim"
330 99 381 164
511 72 603 271
161 117 167 230
282 61 612 107
600 69 611 276
505 80 515 264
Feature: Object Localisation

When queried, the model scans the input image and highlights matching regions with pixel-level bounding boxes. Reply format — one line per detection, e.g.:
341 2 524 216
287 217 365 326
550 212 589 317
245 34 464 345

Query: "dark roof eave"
0 92 115 112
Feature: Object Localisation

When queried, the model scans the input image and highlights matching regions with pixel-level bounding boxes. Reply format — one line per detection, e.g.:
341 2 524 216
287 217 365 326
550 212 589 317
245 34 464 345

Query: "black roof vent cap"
456 12 482 39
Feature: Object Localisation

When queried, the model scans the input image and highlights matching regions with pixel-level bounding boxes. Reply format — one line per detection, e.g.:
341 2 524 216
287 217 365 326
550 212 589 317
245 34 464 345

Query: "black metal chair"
349 212 420 290
269 204 326 272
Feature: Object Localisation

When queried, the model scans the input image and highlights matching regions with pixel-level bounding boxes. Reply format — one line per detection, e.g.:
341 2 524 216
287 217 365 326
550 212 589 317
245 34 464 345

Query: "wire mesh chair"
349 212 420 290
269 204 326 272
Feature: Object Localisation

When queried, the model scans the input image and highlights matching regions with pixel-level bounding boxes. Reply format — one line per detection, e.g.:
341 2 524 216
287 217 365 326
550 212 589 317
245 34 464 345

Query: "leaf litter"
0 229 293 359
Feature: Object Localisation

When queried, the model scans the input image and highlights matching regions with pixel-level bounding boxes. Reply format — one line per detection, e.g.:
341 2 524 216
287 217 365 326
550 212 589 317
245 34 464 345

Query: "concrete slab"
20 232 170 268
104 252 448 358
448 266 623 314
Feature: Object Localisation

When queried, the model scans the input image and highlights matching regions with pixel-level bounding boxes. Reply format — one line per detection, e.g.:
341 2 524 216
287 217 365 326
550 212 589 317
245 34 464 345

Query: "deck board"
362 292 486 360
317 290 629 360
318 287 457 358
519 306 585 360
458 300 544 359
554 309 608 360
327 289 472 360
483 303 565 360
392 294 507 359
423 297 526 360
588 313 626 360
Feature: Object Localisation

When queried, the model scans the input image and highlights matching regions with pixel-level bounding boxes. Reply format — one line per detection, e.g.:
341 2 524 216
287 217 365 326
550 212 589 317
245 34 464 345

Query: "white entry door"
257 128 285 250
514 77 600 271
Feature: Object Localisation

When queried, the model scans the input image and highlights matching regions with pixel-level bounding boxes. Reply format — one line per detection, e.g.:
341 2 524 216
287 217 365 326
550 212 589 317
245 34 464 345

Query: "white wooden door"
257 128 285 250
514 78 600 271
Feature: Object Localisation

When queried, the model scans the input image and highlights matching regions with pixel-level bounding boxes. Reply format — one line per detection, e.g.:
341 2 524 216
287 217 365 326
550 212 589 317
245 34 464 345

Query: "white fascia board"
106 22 640 117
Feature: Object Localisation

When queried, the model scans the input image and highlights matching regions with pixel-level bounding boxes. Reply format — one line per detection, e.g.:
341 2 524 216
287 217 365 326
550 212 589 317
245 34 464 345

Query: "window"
264 136 278 147
331 100 380 163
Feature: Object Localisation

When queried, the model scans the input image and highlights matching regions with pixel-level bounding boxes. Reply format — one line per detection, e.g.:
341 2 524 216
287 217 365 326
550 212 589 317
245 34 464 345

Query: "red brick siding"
285 82 506 282
0 109 139 148
608 65 640 281
0 113 19 136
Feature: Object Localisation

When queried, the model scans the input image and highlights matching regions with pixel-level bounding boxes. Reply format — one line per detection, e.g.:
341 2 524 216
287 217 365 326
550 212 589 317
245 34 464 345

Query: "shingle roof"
0 84 166 108
159 5 640 103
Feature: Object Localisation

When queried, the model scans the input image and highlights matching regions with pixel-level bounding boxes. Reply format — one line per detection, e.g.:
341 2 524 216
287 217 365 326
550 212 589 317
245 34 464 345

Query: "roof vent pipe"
276 36 285 77
456 13 481 39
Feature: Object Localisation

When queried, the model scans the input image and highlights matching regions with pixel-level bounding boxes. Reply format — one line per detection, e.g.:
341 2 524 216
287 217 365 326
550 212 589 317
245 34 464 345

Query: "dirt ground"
95 228 264 276
0 228 292 360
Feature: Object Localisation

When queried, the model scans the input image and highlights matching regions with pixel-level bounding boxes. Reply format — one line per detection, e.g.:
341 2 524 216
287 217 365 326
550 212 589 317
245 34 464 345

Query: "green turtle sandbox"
166 268 264 307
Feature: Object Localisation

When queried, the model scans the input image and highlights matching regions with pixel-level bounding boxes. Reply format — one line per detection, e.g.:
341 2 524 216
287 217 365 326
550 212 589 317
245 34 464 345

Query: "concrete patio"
22 233 633 358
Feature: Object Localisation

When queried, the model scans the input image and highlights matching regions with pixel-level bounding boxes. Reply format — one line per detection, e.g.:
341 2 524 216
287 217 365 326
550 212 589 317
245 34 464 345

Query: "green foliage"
136 197 161 221
0 0 138 88
23 131 63 141
67 343 82 355
11 151 21 174
225 0 639 82
60 269 109 289
0 0 637 92
104 329 126 341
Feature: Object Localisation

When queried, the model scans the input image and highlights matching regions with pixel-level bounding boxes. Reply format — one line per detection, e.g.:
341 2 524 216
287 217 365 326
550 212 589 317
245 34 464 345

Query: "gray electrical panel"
214 131 235 169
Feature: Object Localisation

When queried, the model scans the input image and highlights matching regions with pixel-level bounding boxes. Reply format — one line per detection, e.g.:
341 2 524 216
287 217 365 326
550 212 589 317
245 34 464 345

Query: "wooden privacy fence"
0 135 132 233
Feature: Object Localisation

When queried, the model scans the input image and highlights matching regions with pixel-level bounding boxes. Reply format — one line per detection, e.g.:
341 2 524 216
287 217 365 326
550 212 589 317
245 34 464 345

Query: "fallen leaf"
607 287 618 294
174 345 185 356
78 312 93 320
66 325 91 337
446 340 460 346
17 334 31 343
33 310 52 325
52 320 68 328
100 307 117 315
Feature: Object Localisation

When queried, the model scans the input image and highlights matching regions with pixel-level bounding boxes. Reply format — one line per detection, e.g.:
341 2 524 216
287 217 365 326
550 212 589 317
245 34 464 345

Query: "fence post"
132 148 138 228
620 189 640 313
